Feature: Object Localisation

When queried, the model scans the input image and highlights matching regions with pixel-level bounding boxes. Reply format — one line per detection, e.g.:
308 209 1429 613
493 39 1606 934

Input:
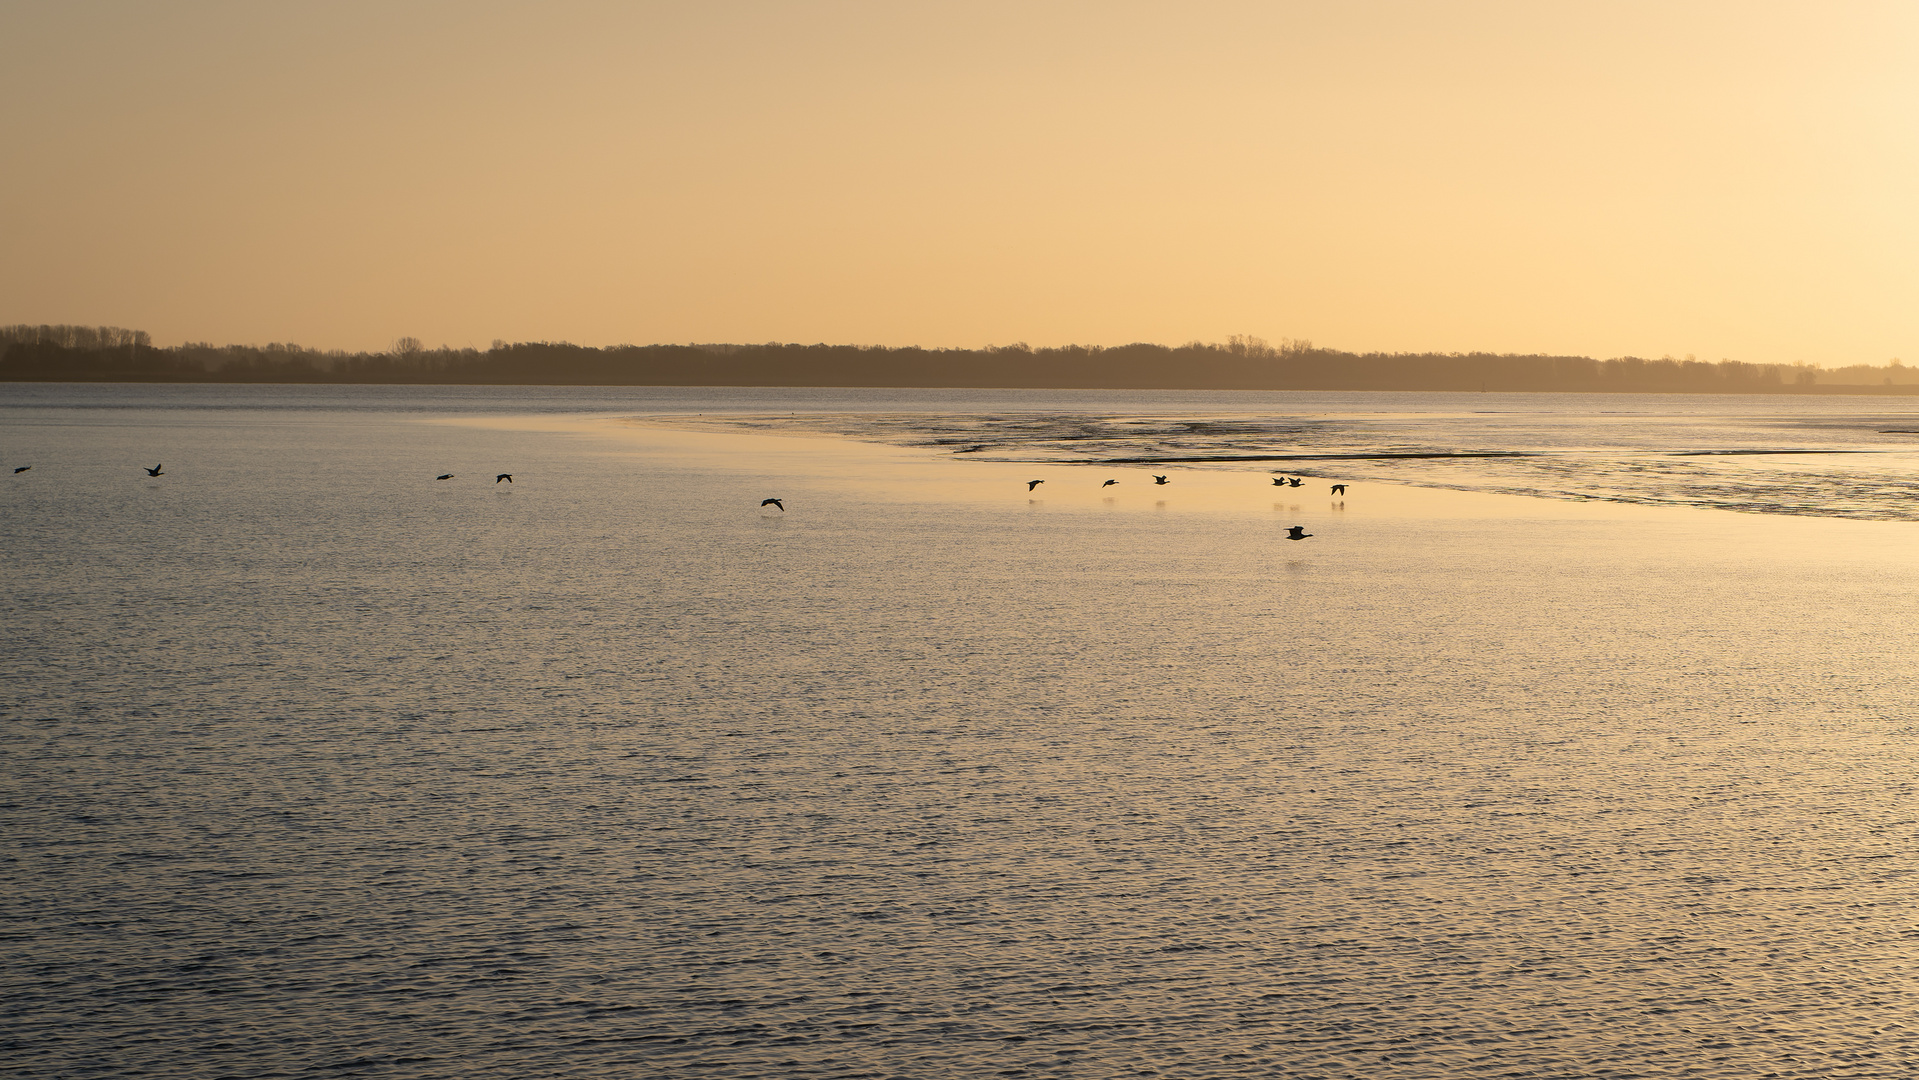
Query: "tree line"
4 325 1915 393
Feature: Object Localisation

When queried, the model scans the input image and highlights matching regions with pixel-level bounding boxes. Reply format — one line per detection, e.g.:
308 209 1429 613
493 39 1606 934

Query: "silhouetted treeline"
5 325 1917 393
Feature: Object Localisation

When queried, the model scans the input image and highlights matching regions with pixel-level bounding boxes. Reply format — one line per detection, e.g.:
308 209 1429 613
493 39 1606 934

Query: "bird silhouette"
762 498 784 511
12 466 27 474
436 473 454 480
1285 525 1312 540
1287 477 1303 487
1272 476 1286 486
1101 479 1118 488
496 474 512 483
1153 475 1168 485
1027 480 1044 491
1330 484 1346 495
145 464 163 477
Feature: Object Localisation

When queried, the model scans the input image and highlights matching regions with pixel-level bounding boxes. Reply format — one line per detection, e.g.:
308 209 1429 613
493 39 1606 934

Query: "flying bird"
1331 484 1346 495
1153 475 1168 485
1287 477 1303 487
496 474 512 483
1101 479 1118 488
145 464 164 477
1027 480 1044 491
436 474 454 480
1285 525 1313 540
1272 476 1287 486
761 498 784 511
12 466 27 474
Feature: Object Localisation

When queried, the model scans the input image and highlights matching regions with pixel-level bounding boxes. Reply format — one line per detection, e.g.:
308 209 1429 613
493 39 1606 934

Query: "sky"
2 1 1915 364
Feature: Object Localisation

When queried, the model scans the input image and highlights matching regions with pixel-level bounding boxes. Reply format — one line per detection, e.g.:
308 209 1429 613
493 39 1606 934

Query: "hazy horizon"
4 2 1916 365
18 325 1919 392
4 321 1918 376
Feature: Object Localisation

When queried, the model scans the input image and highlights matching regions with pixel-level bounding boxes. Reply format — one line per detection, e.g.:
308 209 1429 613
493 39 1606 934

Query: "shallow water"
4 385 1919 1077
647 392 1919 520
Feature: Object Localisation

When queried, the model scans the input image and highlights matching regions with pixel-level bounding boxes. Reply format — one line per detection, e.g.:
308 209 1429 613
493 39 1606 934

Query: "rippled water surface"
5 385 1919 1078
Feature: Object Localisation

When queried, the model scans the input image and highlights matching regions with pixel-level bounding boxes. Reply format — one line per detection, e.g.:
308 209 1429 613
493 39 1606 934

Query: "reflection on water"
4 385 1919 1077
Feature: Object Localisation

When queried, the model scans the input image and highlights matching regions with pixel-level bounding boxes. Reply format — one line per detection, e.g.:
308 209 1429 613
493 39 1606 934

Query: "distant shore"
7 325 1919 394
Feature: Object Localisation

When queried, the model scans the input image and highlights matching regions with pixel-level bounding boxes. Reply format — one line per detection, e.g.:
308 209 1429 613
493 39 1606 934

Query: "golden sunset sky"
3 1 1913 363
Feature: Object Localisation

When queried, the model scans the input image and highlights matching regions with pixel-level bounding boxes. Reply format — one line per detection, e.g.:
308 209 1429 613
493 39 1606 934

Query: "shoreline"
13 374 1919 396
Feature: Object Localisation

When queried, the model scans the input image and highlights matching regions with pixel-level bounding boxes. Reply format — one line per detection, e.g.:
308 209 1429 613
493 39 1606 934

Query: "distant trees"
0 324 174 379
2 324 1914 394
1815 358 1919 386
0 324 148 350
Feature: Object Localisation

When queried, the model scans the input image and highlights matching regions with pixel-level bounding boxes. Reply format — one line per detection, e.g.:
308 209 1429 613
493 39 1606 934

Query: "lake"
5 384 1918 1078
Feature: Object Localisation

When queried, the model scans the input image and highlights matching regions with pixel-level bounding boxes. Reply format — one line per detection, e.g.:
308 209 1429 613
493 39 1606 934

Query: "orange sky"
3 1 1914 364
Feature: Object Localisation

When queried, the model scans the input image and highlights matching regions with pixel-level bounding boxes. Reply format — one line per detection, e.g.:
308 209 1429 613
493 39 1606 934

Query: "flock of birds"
10 463 165 476
760 473 1347 540
9 462 1337 541
9 464 516 481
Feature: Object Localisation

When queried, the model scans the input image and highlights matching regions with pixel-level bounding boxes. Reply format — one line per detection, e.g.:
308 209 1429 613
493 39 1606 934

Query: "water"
5 384 1919 1077
646 391 1919 520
